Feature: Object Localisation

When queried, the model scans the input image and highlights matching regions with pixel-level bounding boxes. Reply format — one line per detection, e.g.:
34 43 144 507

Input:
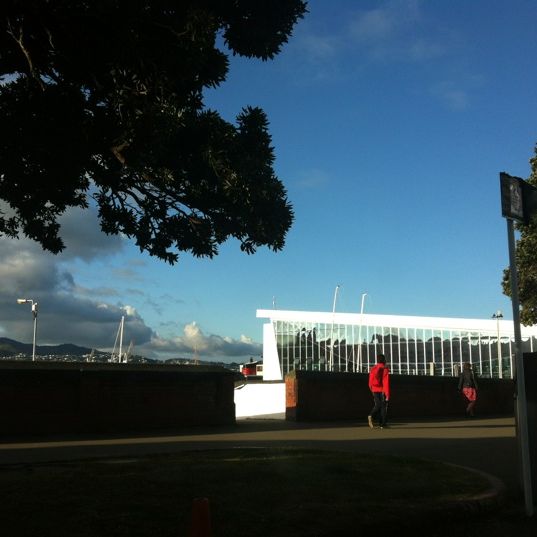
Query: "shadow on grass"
0 448 526 537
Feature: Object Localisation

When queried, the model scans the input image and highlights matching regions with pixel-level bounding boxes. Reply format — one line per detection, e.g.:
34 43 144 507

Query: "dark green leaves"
0 0 306 263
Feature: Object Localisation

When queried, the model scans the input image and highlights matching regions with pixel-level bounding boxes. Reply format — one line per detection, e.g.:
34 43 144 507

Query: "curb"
430 463 506 516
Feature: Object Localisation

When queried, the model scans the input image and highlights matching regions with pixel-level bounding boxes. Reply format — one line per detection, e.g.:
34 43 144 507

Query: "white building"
257 309 537 381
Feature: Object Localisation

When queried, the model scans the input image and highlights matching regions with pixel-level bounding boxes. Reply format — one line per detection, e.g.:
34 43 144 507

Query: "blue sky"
1 0 536 362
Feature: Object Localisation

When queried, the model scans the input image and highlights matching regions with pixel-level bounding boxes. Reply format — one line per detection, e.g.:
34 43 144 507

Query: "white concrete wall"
234 382 285 418
262 322 283 381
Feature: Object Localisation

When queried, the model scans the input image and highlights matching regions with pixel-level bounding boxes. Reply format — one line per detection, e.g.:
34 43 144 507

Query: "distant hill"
0 337 246 369
0 337 103 357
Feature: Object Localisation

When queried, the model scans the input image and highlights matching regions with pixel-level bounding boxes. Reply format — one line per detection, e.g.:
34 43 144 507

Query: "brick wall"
0 361 236 435
285 369 515 421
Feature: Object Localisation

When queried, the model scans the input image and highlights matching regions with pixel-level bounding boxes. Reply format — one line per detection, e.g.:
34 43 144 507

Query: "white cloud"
0 233 155 349
0 205 260 362
349 0 421 43
139 322 261 361
294 32 339 62
285 0 450 85
406 38 446 62
123 305 138 317
58 205 125 261
294 169 331 189
349 6 398 43
431 81 470 110
346 0 451 65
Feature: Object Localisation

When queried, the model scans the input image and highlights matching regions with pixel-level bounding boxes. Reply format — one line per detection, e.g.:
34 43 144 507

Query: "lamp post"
17 298 38 361
357 293 367 373
492 310 503 378
330 285 340 371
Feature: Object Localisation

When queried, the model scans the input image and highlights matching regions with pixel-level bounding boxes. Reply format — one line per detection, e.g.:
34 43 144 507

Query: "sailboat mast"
119 315 124 363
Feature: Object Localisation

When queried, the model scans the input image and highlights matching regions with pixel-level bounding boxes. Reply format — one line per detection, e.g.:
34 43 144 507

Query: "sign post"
500 171 537 516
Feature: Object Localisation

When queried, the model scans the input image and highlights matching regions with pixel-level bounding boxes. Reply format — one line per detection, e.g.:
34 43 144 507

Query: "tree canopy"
0 0 307 263
502 145 537 325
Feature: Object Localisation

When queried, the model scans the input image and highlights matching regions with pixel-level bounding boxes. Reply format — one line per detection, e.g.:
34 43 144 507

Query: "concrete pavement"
0 415 520 497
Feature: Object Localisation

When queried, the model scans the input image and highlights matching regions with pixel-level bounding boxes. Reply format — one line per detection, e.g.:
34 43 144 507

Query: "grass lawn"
1 448 536 536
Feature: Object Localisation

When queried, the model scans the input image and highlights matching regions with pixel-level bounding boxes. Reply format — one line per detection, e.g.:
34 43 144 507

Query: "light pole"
330 285 340 371
492 310 504 378
17 298 38 361
357 293 367 373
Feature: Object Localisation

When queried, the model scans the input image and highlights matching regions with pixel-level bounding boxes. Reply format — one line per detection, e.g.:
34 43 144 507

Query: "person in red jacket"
368 353 390 428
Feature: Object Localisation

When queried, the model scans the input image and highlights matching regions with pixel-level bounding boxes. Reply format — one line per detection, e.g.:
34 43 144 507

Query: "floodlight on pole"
16 298 38 361
330 285 340 371
492 310 504 379
357 293 367 373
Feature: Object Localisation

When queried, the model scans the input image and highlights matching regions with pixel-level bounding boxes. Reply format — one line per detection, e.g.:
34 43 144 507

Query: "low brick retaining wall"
0 361 236 435
285 369 515 421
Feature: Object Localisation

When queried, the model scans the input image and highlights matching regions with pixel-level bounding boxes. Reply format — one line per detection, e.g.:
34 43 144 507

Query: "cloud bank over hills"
0 204 261 362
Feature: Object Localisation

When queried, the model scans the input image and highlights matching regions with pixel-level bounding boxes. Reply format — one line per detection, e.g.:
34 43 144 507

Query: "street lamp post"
330 285 340 371
357 293 367 373
492 310 503 378
17 298 38 361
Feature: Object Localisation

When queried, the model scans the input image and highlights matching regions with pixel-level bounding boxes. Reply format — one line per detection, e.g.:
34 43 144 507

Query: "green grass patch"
0 448 533 536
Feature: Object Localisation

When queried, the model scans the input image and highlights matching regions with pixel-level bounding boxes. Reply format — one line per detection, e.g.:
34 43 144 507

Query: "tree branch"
6 18 45 90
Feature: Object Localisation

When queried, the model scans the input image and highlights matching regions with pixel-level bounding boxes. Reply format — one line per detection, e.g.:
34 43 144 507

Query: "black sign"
500 172 537 224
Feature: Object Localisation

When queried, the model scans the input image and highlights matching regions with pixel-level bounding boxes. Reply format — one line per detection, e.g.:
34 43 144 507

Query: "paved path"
0 415 521 495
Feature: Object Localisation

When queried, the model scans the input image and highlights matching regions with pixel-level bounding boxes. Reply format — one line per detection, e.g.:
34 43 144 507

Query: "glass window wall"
272 318 535 379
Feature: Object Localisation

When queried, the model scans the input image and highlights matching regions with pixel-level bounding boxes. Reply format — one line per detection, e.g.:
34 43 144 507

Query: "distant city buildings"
0 350 242 372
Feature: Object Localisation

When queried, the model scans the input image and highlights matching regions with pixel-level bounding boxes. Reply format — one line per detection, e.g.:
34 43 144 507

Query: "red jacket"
368 363 390 400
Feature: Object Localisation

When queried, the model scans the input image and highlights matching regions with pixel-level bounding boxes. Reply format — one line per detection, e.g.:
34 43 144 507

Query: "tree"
0 0 307 264
502 145 537 325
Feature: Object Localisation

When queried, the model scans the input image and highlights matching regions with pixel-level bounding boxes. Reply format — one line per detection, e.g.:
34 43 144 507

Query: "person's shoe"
367 415 373 428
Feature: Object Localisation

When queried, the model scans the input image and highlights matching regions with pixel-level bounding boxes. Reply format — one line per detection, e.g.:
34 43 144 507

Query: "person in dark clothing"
458 362 478 417
368 354 390 428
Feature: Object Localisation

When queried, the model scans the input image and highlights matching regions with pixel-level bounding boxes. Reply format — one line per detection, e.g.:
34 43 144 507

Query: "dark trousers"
370 392 387 426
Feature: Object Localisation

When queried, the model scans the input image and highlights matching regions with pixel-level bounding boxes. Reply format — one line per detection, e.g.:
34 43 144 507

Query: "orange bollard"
189 497 211 537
